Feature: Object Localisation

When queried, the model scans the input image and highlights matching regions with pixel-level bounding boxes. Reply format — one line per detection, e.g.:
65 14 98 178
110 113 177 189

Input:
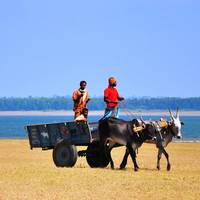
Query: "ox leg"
162 148 170 171
157 149 162 170
157 147 170 171
107 147 114 169
120 148 129 169
105 142 115 169
127 144 139 171
120 148 139 170
156 135 170 171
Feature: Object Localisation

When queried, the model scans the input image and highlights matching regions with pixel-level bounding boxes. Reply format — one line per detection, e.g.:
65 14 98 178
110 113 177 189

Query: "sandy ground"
0 110 200 116
0 140 200 200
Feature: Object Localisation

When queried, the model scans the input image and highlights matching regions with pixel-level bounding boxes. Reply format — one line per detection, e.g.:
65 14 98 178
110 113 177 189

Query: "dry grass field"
0 140 200 200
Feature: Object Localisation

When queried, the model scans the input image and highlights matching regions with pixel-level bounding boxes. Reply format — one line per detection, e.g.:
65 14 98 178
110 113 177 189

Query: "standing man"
72 80 90 120
101 77 124 120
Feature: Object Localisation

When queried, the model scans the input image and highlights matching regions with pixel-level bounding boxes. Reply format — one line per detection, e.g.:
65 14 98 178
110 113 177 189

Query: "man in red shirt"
101 77 124 120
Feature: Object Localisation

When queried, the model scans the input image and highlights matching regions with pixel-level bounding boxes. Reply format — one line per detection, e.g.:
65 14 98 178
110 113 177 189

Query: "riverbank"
0 140 199 200
0 110 200 116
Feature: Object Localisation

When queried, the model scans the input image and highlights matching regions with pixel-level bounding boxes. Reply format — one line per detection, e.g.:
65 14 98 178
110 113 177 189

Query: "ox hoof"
134 168 138 172
120 164 126 170
157 166 160 170
167 164 171 171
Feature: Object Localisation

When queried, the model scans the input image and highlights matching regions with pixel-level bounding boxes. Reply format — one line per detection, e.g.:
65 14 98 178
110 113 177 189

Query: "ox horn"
140 117 146 129
168 109 174 120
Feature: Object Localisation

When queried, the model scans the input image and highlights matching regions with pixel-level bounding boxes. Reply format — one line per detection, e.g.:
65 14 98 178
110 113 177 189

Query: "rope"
119 101 137 119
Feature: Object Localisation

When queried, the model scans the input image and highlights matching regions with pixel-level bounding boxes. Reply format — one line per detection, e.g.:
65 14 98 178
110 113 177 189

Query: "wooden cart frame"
26 121 109 168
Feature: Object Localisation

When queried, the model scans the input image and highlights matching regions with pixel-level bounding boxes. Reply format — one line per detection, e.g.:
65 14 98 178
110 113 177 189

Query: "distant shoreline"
0 110 200 116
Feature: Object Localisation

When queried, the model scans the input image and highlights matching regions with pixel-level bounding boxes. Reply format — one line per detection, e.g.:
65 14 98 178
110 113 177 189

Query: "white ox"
120 108 184 171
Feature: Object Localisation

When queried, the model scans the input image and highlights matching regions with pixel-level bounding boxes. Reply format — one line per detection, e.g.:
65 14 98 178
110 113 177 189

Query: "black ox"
98 117 159 171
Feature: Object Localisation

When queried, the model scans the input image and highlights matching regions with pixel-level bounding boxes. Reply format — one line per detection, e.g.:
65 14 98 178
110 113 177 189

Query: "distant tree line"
0 96 200 111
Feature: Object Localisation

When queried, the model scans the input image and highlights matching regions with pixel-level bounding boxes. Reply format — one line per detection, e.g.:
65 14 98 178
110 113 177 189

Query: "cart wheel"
53 140 77 167
86 143 109 168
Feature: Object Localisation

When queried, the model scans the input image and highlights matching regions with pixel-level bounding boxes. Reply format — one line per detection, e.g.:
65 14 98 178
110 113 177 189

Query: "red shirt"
104 86 119 108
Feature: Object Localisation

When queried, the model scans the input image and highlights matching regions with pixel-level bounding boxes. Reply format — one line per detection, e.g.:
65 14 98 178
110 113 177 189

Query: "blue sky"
0 0 199 98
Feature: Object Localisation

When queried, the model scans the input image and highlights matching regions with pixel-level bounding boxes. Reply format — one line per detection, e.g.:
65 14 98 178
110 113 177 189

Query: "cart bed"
26 121 99 149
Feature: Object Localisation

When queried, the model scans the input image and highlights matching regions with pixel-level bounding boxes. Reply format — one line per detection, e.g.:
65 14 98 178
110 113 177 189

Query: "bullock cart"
26 121 109 168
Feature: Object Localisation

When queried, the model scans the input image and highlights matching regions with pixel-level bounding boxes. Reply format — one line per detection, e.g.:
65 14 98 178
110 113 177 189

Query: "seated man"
72 80 90 119
75 108 88 121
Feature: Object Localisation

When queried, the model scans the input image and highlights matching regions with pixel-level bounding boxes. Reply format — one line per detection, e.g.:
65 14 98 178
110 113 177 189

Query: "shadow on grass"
74 164 159 172
115 167 158 172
